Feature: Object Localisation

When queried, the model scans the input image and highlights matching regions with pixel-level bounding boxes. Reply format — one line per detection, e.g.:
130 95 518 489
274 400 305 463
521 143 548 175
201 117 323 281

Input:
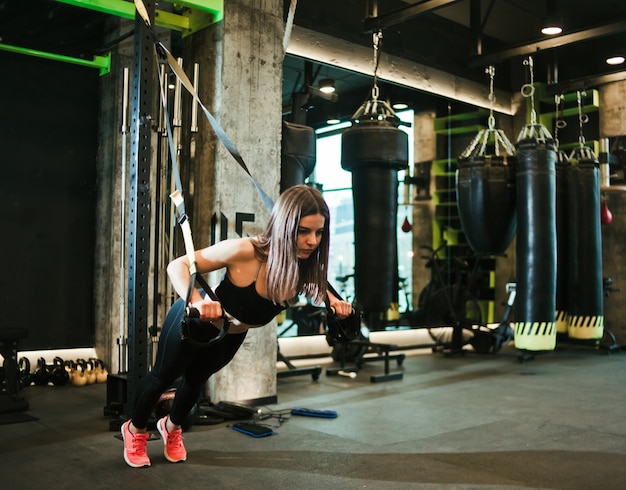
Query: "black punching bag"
280 120 316 191
341 119 408 316
555 152 571 336
567 153 604 340
514 136 557 351
456 155 517 255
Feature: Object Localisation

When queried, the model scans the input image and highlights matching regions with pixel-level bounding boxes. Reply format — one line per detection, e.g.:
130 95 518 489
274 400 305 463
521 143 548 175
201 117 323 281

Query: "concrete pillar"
599 79 626 345
182 0 283 403
411 110 436 306
599 80 626 137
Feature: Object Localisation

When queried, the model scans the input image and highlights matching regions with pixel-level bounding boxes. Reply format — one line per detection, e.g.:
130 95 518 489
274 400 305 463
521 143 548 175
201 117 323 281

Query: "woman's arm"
166 238 255 321
326 290 353 319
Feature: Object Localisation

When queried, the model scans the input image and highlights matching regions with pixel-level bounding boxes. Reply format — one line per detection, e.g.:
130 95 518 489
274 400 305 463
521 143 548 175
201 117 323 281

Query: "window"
312 110 414 313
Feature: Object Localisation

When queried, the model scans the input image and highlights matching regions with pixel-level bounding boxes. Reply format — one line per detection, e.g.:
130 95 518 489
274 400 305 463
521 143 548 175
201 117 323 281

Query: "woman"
121 185 352 468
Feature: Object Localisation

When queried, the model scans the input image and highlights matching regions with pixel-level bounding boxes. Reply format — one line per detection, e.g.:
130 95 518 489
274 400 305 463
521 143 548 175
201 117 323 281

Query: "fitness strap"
135 1 272 340
156 76 229 345
169 193 229 343
135 0 353 339
136 0 233 345
134 0 274 211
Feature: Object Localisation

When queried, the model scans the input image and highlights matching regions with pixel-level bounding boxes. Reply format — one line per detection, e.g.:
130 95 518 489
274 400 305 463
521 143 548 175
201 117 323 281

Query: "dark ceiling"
1 0 625 128
282 0 626 127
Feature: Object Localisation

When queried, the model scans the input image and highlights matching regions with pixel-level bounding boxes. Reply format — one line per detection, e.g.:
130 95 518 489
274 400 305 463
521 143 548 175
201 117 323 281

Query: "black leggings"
131 298 247 429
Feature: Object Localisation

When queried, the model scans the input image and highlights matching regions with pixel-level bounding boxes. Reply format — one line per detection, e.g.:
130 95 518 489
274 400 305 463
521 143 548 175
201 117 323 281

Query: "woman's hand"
330 300 353 319
190 298 223 322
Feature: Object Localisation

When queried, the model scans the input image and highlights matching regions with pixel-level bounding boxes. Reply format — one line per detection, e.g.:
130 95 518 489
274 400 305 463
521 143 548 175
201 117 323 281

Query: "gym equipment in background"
280 120 316 192
456 66 517 256
513 57 557 353
553 91 604 345
555 122 571 337
564 91 604 342
341 29 409 327
0 328 29 414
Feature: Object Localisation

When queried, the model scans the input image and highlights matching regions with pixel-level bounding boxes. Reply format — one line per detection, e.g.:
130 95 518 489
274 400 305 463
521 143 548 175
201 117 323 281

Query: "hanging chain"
517 55 553 142
567 90 596 161
459 64 515 158
486 65 496 130
554 94 565 149
350 28 401 124
521 56 537 125
371 29 382 101
577 90 589 149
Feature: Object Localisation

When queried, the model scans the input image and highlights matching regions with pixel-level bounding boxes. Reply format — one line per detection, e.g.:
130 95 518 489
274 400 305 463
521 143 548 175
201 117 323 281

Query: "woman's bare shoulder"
199 237 257 264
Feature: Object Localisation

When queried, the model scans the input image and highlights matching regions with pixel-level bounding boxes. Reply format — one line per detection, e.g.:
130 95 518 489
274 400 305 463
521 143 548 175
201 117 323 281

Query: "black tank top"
215 263 287 325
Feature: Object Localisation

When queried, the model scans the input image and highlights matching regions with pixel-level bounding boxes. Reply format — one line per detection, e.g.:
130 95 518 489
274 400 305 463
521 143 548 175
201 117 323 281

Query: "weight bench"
0 327 29 413
326 340 405 382
277 348 323 381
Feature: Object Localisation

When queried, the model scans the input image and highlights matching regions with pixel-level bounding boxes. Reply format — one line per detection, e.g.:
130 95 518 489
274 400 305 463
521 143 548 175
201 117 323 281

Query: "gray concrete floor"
1 342 625 489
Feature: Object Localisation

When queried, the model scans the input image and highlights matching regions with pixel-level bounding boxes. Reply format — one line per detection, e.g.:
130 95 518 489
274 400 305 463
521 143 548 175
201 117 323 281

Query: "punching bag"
341 118 408 316
566 153 604 340
514 136 558 351
456 155 517 255
280 120 316 191
555 152 571 336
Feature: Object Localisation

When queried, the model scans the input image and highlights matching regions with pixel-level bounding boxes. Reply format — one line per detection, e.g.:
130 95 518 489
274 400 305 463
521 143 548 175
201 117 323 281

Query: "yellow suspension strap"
136 0 236 346
170 192 229 347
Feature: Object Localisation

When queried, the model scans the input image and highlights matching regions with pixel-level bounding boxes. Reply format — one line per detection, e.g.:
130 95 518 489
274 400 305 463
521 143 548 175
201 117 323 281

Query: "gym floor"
2 338 625 489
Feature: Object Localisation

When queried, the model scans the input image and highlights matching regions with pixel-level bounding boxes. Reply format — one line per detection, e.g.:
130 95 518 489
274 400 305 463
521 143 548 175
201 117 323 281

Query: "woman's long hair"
254 185 330 304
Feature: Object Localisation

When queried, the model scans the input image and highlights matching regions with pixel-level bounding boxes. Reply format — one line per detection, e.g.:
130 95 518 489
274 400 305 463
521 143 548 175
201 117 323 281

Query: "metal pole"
117 66 130 374
126 0 156 416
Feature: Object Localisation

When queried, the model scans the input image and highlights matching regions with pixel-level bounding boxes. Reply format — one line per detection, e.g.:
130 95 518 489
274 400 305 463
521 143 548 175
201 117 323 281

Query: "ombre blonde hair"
253 185 330 305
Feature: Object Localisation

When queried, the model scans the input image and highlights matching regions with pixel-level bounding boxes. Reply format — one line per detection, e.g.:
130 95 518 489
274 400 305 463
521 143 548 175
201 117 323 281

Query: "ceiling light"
606 55 625 66
326 117 341 125
318 78 336 93
541 25 562 35
392 102 409 110
541 1 562 36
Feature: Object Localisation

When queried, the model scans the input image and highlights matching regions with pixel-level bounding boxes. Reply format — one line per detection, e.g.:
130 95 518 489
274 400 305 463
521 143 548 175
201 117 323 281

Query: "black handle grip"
329 306 356 316
185 306 200 318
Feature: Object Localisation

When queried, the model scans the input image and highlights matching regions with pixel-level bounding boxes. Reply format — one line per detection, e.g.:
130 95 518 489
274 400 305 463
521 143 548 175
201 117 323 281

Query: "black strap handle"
325 281 354 314
181 272 230 347
324 282 361 343
184 272 222 317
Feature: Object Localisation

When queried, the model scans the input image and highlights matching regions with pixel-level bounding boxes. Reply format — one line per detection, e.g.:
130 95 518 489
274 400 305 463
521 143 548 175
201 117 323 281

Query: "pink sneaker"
156 416 187 463
121 420 151 468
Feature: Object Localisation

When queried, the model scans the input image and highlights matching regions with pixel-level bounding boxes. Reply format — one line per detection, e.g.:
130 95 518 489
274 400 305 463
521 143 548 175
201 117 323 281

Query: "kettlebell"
64 360 75 382
94 359 108 383
18 357 33 388
50 357 70 386
33 358 51 386
84 360 97 385
71 362 87 387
